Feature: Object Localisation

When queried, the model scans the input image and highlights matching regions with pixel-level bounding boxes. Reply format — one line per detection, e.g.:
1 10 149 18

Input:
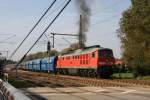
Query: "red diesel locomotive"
57 45 115 78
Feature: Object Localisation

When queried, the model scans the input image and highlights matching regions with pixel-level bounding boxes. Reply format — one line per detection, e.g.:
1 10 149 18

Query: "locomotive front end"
97 48 115 78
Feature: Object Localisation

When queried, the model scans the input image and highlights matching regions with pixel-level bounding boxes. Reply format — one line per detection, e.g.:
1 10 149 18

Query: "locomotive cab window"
80 55 82 59
92 52 96 58
99 49 113 58
86 54 88 59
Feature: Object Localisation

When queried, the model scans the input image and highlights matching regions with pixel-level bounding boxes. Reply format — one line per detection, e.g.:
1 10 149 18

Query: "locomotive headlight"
99 62 106 65
109 62 113 64
99 62 113 65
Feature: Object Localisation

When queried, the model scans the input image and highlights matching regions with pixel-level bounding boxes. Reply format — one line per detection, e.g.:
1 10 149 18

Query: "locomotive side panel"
56 48 99 76
56 47 115 78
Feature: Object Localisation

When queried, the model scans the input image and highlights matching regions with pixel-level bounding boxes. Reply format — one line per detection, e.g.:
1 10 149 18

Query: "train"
21 45 115 78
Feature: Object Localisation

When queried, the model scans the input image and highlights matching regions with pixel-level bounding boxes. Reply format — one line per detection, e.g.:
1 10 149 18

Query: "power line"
50 32 78 48
33 0 67 41
92 0 123 16
89 0 123 28
51 33 78 36
42 0 71 44
62 37 71 44
0 42 16 45
0 34 16 43
0 34 15 35
9 0 57 59
36 1 67 41
91 13 121 27
57 43 68 46
44 34 49 40
44 0 67 20
90 0 125 29
15 0 71 70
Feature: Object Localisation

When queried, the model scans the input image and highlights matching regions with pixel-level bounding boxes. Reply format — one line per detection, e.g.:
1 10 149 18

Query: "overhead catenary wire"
43 0 68 42
92 0 123 16
15 0 71 69
91 13 121 27
9 0 57 59
86 0 124 29
44 0 67 20
0 34 16 43
62 37 71 44
0 42 16 45
44 34 49 40
0 33 15 36
40 1 67 41
34 0 68 41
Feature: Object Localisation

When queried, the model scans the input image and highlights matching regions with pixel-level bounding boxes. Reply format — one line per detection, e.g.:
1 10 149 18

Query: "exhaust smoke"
75 0 91 43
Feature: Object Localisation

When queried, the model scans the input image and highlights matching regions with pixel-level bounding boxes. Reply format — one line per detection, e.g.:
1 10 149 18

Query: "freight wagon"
22 56 57 73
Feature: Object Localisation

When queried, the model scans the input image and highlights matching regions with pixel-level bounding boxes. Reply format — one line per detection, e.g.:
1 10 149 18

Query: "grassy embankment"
112 73 150 80
112 73 134 79
7 77 44 88
8 78 35 88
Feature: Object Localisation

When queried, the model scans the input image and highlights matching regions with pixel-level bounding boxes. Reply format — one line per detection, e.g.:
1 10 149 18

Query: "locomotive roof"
60 45 112 56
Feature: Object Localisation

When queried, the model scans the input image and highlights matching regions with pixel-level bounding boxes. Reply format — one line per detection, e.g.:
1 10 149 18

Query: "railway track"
9 70 85 88
9 70 150 88
56 75 150 87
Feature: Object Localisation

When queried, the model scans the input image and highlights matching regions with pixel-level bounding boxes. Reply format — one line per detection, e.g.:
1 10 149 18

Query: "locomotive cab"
97 48 115 78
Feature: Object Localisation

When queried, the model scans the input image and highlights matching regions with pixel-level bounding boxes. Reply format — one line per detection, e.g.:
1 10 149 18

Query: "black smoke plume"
75 0 91 43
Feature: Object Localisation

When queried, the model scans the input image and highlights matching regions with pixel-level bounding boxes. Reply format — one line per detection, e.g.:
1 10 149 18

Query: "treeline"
24 43 80 61
0 58 16 64
24 50 58 61
118 0 150 77
5 59 17 64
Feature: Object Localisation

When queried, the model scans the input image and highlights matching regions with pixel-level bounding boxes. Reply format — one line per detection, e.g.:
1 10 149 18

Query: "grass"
112 73 150 80
112 73 134 79
8 78 37 88
137 76 150 80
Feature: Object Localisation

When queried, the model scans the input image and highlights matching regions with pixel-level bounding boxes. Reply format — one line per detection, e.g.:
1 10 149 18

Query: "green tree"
24 50 58 61
118 0 150 77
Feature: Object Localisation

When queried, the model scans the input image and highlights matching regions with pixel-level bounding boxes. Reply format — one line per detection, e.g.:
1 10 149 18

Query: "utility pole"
79 15 84 49
51 33 55 48
47 41 51 73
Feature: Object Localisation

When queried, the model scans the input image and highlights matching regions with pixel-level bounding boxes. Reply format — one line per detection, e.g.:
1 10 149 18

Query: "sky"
0 0 131 60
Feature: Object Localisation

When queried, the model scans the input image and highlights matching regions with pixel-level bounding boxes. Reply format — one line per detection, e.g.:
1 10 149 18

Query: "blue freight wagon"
48 56 57 73
32 59 41 71
41 56 57 73
28 61 33 70
25 61 30 70
41 58 48 72
35 59 42 71
22 56 57 74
